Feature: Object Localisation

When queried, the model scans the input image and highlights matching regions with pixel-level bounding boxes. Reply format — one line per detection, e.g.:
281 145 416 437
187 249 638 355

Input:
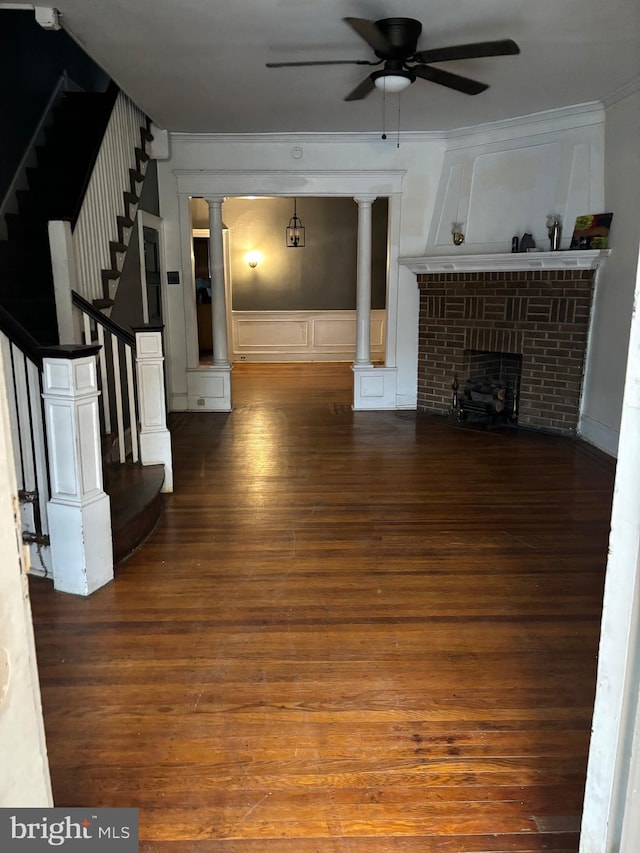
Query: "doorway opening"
189 196 389 365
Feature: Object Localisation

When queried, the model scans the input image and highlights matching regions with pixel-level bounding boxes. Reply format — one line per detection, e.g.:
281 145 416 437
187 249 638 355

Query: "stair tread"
104 462 165 565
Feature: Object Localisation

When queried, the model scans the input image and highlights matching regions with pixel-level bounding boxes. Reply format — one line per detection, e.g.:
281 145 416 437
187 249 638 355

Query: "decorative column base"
352 365 398 410
134 328 174 493
49 494 113 596
187 365 233 411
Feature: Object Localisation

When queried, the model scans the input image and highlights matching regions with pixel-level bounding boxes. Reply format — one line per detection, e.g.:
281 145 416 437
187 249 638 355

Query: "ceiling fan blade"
413 64 488 95
266 59 375 67
344 74 376 102
414 39 520 64
343 17 391 54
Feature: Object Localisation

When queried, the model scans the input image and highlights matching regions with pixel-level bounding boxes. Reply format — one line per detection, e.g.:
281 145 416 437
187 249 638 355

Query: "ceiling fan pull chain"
396 93 402 149
381 85 387 140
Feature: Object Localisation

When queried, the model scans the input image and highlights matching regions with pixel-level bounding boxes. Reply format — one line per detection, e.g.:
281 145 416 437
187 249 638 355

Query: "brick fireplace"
401 252 610 435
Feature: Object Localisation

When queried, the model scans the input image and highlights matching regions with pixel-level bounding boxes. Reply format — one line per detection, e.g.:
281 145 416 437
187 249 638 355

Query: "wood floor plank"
28 363 614 851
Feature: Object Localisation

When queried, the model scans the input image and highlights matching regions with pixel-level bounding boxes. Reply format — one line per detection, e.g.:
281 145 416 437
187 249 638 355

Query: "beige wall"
191 196 388 311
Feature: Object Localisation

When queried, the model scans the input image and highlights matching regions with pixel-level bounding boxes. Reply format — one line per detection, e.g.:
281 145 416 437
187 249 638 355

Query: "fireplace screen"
454 351 522 427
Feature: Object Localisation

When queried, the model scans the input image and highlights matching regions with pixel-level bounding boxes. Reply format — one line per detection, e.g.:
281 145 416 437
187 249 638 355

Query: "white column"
354 195 376 367
207 196 230 367
42 345 113 596
134 327 173 492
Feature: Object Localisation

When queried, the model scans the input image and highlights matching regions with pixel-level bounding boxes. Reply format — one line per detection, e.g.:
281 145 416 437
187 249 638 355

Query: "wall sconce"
451 223 465 246
245 250 261 268
286 198 305 248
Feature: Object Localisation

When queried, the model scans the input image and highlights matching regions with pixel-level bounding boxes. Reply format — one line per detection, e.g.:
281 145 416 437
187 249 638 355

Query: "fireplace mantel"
400 249 610 274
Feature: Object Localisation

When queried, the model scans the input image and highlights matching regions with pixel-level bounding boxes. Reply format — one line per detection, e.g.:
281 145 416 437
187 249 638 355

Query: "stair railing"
72 290 138 464
72 291 173 492
72 91 148 307
0 306 52 577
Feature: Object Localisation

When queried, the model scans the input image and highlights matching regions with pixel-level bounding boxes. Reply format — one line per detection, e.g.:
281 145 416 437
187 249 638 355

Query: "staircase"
0 83 172 586
0 88 117 343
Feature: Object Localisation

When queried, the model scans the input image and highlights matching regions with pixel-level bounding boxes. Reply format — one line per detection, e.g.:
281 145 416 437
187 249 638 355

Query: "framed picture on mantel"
570 212 613 249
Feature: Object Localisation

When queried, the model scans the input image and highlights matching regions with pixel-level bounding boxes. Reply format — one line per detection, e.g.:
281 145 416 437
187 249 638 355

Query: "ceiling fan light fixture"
372 68 414 94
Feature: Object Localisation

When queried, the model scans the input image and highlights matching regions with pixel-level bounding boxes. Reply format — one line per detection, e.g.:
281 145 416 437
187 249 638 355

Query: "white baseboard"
578 414 619 458
170 393 189 412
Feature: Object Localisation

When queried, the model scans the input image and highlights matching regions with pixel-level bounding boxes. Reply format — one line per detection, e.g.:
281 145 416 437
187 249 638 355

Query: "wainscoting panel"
232 310 386 362
236 318 309 349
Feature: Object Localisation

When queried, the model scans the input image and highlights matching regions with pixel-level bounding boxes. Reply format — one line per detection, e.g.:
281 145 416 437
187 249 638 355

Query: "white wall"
0 348 52 807
580 85 640 455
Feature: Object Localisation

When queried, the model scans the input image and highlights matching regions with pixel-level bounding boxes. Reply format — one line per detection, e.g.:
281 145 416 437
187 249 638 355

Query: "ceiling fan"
266 17 520 100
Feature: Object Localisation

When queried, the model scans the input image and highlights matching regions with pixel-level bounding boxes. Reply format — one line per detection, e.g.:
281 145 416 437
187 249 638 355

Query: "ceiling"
44 0 640 134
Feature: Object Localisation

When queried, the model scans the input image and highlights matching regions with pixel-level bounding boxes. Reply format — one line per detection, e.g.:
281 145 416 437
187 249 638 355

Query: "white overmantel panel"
400 250 610 274
424 106 605 256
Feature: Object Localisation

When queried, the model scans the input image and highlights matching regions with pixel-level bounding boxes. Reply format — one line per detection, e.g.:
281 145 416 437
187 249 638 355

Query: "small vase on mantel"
547 215 562 251
520 233 535 252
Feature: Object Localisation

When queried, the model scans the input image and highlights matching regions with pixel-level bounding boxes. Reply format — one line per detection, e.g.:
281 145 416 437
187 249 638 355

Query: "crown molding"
444 102 604 149
170 130 446 145
169 102 606 148
602 76 640 108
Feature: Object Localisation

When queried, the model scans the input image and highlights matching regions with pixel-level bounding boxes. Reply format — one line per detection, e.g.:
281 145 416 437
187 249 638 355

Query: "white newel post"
42 345 113 596
354 195 376 367
134 326 174 493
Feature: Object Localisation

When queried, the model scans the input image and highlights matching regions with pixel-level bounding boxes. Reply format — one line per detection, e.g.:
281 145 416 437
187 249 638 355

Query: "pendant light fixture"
285 198 305 247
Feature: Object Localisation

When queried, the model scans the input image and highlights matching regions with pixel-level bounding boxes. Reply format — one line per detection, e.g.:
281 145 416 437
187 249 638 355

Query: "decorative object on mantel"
285 198 305 248
451 222 465 246
570 212 613 250
546 215 562 251
519 232 536 252
511 235 519 253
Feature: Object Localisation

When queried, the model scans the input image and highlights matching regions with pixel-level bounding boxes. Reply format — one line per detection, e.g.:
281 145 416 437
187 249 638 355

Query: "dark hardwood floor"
28 362 616 852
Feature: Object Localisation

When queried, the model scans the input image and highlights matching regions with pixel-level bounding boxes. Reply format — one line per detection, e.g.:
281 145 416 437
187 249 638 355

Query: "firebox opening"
457 350 523 428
